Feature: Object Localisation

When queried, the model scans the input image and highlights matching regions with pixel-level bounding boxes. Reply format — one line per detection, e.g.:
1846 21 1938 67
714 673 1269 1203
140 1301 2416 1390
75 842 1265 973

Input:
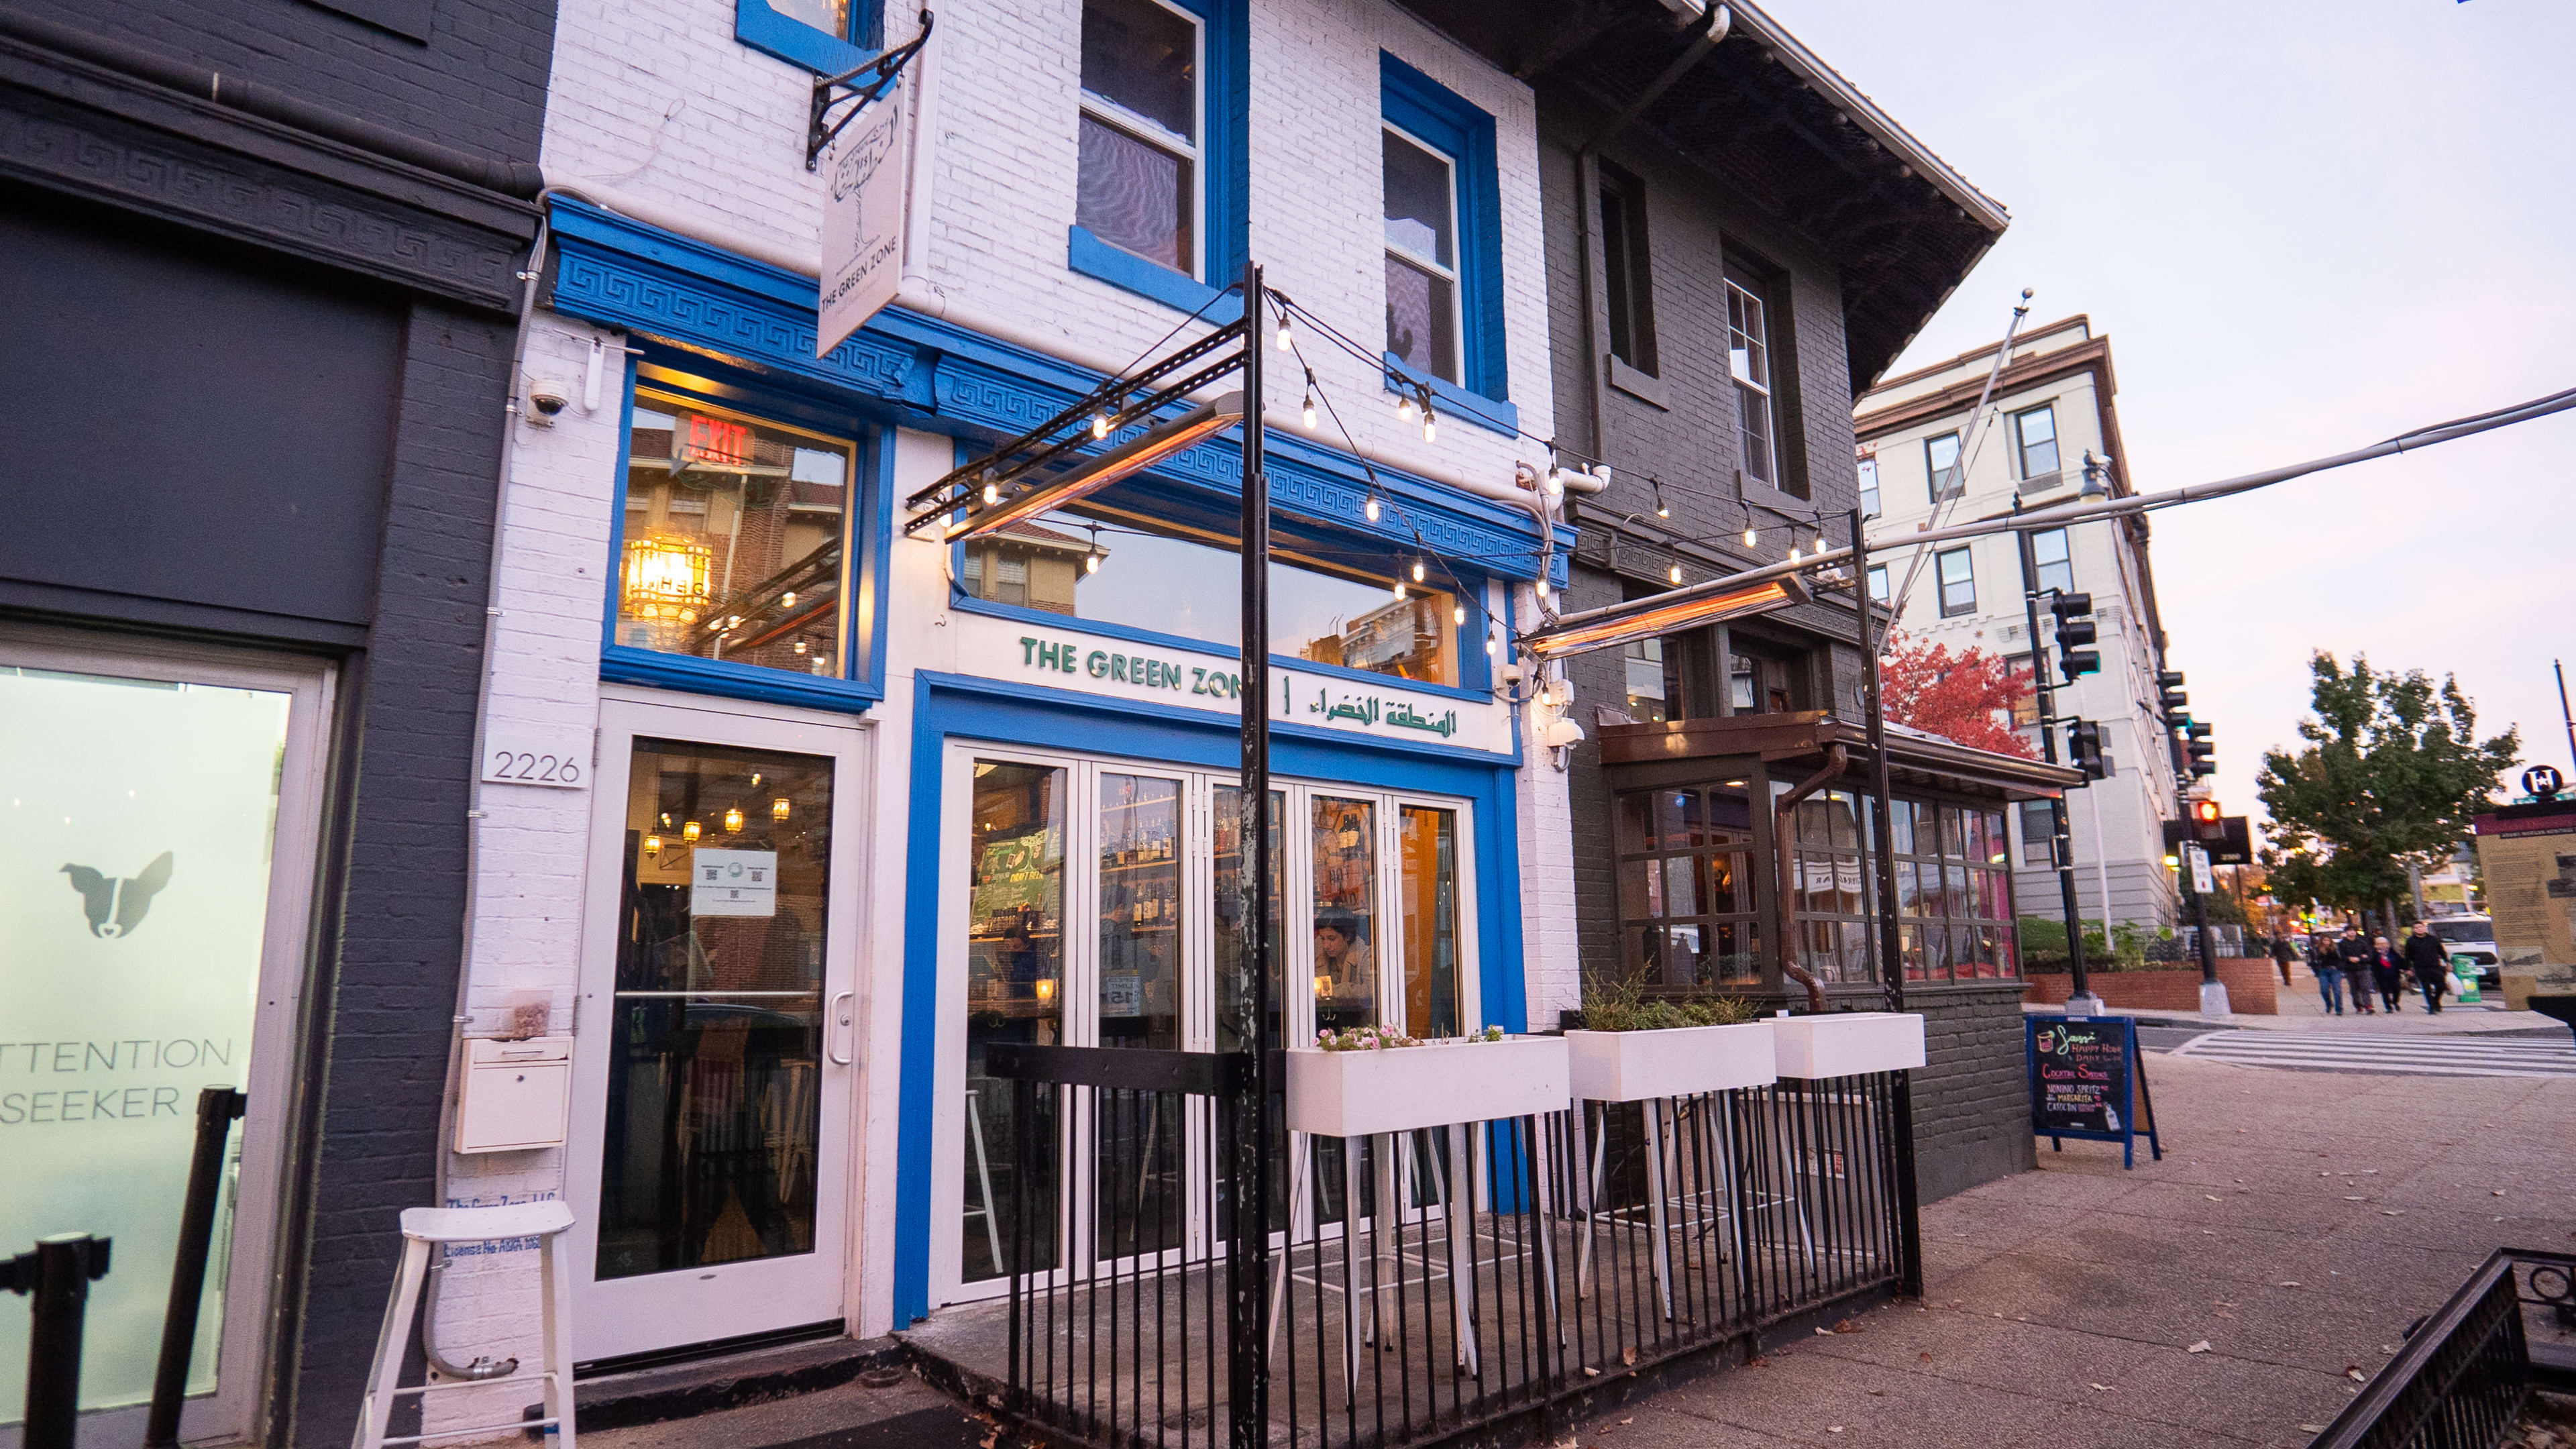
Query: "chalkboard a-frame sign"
2027 1014 2163 1168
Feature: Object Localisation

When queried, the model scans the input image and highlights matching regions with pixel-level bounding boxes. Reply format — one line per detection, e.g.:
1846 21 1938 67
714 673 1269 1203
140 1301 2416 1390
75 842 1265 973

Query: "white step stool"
353 1201 577 1449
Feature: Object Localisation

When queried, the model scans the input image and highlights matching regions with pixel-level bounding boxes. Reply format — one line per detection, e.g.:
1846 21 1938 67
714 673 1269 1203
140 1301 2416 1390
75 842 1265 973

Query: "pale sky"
1759 0 2576 841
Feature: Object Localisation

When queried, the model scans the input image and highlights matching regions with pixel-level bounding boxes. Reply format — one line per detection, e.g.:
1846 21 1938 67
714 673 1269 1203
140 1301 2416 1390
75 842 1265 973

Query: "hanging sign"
691 849 777 918
2027 1014 2161 1169
816 80 910 358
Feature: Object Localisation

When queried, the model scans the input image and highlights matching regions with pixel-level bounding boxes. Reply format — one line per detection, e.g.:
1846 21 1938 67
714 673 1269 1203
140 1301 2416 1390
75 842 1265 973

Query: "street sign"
2027 1015 2163 1169
2524 763 2565 800
817 79 910 358
2185 843 2215 894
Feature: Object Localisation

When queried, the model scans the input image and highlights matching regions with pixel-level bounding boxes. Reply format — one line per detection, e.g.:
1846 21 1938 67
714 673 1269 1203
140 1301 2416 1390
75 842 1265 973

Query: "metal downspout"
1772 744 1848 1014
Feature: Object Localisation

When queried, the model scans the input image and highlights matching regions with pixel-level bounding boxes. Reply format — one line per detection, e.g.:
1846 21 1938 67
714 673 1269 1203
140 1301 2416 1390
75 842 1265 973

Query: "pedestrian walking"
2310 933 2347 1016
2337 928 2377 1015
2271 933 2298 987
2368 935 2405 1013
2403 920 2451 1014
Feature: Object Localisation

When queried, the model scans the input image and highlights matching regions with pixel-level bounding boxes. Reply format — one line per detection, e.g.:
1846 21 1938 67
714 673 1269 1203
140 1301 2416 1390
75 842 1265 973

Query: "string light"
1536 578 1552 602
1301 392 1317 429
1452 602 1467 626
1485 632 1498 655
1276 315 1293 351
1743 525 1758 547
1363 495 1382 523
1421 405 1437 444
1815 532 1827 551
1789 546 1802 564
1543 466 1564 499
1653 480 1670 519
1397 392 1416 423
1411 558 1427 584
981 480 1000 506
1084 523 1103 574
1091 412 1110 440
1668 563 1684 584
1392 579 1407 600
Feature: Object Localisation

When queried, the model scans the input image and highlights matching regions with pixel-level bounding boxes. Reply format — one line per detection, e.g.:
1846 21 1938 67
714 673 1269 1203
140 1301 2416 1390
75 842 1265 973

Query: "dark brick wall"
280 300 507 1449
1909 985 2035 1202
9 0 556 162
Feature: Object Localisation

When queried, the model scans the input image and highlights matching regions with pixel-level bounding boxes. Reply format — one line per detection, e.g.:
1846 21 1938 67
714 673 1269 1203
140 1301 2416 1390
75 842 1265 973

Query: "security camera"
527 378 571 423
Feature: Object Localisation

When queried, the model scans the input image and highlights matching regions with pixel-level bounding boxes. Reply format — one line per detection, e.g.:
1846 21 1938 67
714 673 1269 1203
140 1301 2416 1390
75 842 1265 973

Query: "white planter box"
1285 1037 1570 1138
1564 1023 1776 1102
1768 1012 1926 1078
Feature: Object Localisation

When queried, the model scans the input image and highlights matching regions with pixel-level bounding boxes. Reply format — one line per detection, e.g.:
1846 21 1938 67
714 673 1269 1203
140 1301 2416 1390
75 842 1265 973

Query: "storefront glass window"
1891 797 2017 982
598 739 832 1281
1791 788 1874 982
965 508 1459 687
1095 773 1183 1259
1613 783 1760 987
0 665 289 1415
1311 796 1379 1034
962 761 1066 1282
619 392 857 679
1399 806 1460 1037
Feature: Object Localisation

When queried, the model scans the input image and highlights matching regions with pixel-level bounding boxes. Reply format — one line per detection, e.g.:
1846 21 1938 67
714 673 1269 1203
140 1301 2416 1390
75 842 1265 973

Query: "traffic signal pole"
2017 527 2097 1013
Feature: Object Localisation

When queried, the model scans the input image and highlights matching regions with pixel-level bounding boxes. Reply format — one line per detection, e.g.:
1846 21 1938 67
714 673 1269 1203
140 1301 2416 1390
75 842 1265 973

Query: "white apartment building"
1856 316 2184 931
427 0 1580 1409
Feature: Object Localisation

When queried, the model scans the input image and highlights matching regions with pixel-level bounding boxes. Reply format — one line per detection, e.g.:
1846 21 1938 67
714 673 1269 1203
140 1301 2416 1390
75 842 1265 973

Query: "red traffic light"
2192 798 2222 826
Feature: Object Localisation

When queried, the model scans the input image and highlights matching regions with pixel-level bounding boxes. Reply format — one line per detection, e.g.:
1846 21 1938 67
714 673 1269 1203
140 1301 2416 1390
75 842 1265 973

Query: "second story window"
1937 546 1976 616
2031 527 2074 594
1623 635 1683 723
1925 431 1962 501
1725 265 1775 486
2012 402 2060 480
1600 165 1657 376
1078 0 1202 276
1730 650 1794 714
1867 564 1889 604
1858 449 1880 519
1383 125 1462 384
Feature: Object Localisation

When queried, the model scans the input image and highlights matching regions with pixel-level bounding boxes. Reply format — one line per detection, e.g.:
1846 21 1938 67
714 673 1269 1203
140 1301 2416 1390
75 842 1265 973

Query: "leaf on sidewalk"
1832 1319 1865 1334
2087 1382 2112 1391
2187 1340 2212 1354
1919 1352 1935 1364
2345 1366 2367 1382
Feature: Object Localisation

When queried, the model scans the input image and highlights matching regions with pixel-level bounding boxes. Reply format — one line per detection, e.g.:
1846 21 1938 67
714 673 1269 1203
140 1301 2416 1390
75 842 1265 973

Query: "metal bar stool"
353 1201 576 1449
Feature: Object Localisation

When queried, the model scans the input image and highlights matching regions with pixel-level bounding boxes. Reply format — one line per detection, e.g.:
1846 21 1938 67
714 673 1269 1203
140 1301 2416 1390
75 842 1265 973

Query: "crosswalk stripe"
2169 1030 2576 1078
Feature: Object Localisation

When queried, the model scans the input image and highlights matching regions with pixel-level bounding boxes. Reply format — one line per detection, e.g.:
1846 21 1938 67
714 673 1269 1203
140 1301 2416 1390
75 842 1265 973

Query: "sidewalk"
1572 1049 2576 1449
2035 962 2562 1036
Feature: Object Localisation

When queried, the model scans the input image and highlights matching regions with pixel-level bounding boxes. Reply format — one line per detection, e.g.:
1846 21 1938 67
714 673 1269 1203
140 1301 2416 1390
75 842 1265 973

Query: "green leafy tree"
2255 652 2518 920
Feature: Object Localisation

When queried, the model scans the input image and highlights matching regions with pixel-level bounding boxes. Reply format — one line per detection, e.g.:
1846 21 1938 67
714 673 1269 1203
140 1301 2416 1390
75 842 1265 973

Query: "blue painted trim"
733 0 880 74
1066 225 1241 322
891 669 1528 1318
1381 352 1518 439
948 595 1495 705
598 359 885 712
1380 53 1508 407
1206 0 1248 282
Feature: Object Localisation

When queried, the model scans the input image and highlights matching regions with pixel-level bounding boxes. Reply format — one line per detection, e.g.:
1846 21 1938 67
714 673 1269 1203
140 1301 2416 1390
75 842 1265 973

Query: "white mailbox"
457 1036 572 1153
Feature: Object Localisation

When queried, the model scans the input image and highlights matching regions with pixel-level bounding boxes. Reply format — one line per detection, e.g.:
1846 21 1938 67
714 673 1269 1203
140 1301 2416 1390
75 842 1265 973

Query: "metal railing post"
146 1087 246 1449
3 1234 113 1449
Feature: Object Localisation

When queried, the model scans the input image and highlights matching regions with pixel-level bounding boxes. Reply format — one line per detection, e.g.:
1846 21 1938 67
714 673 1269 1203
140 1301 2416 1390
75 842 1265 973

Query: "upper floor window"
1077 0 1203 276
1866 564 1890 604
1925 431 1962 501
1383 125 1462 384
1936 546 1976 616
963 506 1462 688
1725 265 1776 486
1599 164 1658 376
2031 527 2074 595
1623 635 1686 723
2012 402 2060 480
618 392 859 679
735 0 884 74
1857 449 1880 519
2003 654 2039 725
1730 650 1794 714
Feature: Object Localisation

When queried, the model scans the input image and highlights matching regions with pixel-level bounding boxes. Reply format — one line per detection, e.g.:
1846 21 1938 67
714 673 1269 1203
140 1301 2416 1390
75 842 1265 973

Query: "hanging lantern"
723 806 745 834
682 820 702 843
643 834 663 857
622 535 713 621
772 797 792 822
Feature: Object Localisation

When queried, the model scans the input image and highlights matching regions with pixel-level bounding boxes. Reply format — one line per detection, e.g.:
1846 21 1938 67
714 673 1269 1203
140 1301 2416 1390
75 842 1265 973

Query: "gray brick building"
0 0 551 1442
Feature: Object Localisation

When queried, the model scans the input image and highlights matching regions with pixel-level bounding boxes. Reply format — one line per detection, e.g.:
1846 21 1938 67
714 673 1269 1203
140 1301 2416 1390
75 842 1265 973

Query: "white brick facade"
429 0 1572 1414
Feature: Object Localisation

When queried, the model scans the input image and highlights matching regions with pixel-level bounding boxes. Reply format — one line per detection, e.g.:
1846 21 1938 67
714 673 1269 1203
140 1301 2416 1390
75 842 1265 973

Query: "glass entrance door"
938 746 1480 1303
569 700 863 1360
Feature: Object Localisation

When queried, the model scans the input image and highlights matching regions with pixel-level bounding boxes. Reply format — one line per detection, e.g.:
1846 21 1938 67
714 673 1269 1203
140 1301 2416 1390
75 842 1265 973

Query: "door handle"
828 989 856 1065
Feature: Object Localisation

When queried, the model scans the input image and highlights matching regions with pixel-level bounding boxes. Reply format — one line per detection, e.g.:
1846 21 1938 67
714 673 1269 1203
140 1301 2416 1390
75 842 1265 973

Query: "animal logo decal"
60 852 174 938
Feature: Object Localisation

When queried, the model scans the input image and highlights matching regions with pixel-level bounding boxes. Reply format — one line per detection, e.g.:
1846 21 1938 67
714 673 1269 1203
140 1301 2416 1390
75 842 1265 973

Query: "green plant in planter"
1579 967 1760 1032
2019 914 2161 972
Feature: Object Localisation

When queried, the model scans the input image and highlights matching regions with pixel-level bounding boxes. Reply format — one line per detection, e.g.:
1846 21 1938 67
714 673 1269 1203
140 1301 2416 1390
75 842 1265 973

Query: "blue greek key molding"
551 248 918 400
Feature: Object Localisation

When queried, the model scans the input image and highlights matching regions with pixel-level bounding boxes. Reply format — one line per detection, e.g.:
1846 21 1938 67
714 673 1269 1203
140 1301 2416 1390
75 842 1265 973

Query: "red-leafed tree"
1877 633 2037 759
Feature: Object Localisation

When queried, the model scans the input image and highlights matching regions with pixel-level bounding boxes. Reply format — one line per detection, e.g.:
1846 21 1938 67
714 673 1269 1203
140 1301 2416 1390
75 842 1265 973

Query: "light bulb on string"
1484 633 1498 655
1535 578 1552 602
1411 558 1426 584
1091 412 1110 441
1543 467 1564 499
1084 550 1102 575
1364 495 1382 523
1653 481 1670 519
981 480 1000 506
1276 315 1293 351
1815 532 1827 552
1669 563 1683 585
1422 413 1437 444
1743 525 1758 547
1789 547 1802 564
1396 392 1415 423
1452 603 1467 626
1301 392 1317 430
1392 579 1407 600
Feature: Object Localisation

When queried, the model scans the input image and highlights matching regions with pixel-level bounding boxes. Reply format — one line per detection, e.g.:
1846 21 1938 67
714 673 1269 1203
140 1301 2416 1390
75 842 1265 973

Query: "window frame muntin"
1723 272 1776 485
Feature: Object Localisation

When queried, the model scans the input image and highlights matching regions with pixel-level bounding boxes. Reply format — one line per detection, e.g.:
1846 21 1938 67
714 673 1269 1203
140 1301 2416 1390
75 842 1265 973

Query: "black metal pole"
1228 260 1271 1449
1853 508 1922 1299
146 1087 246 1448
2017 527 2090 1000
3 1234 112 1449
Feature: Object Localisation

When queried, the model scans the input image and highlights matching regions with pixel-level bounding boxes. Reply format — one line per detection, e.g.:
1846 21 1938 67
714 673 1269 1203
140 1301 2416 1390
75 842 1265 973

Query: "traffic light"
2185 721 2211 741
2191 797 2222 829
2066 718 2106 780
2050 592 2100 682
2157 669 2187 712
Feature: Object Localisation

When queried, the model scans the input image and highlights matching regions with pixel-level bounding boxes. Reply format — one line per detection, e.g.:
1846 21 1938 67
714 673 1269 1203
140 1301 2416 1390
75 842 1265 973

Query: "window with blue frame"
614 386 867 687
1379 55 1505 408
957 499 1468 689
1065 0 1244 311
735 0 883 74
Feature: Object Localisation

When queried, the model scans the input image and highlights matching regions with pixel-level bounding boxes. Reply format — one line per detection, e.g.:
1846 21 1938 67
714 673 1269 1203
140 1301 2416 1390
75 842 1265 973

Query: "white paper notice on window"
692 849 779 918
816 78 910 358
1101 971 1142 1018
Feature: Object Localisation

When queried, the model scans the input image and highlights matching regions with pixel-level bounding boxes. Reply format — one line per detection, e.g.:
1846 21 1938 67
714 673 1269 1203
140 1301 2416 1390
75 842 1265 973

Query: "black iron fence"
977 1044 1907 1449
2308 1248 2576 1449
